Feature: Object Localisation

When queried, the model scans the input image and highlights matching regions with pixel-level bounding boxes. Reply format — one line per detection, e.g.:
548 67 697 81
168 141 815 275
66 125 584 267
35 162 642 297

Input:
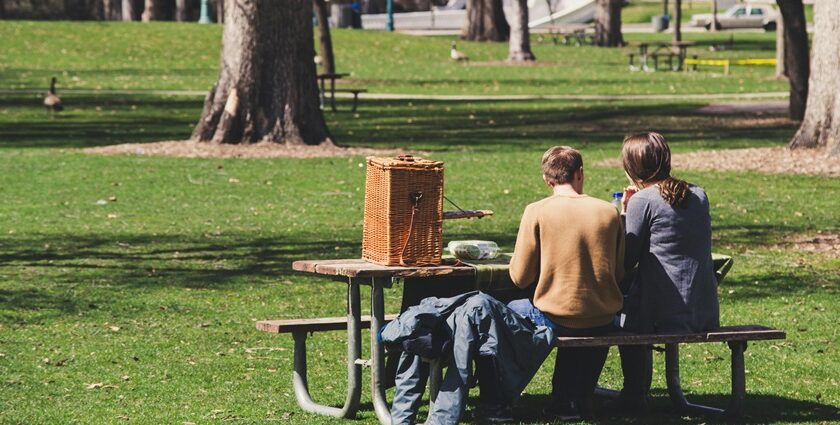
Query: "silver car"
690 3 778 31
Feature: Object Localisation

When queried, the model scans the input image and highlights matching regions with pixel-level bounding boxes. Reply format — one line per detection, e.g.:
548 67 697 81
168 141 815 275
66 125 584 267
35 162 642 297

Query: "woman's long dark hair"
621 132 690 207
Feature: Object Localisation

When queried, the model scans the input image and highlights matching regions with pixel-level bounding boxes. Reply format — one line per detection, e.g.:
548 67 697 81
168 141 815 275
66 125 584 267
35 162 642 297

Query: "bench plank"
257 314 398 333
554 325 785 348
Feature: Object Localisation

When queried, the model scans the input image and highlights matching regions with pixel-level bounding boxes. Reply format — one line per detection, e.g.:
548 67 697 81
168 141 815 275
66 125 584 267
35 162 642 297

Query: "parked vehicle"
690 3 778 31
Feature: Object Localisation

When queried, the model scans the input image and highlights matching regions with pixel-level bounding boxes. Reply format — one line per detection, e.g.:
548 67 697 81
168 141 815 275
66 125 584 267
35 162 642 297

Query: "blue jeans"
507 299 614 401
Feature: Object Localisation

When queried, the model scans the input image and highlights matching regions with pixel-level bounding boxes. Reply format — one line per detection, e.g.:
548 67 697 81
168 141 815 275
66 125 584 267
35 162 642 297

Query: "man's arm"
509 205 540 289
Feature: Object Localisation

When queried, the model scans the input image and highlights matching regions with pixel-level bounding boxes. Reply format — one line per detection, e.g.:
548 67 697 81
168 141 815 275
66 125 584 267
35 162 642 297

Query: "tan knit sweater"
509 194 625 328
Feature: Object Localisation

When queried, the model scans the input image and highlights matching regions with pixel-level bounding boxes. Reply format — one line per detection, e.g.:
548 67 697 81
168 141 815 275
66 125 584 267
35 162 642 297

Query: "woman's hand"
622 185 639 213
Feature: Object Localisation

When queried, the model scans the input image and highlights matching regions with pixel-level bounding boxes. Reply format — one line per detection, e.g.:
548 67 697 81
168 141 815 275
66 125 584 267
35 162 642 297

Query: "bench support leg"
371 278 393 425
291 282 362 419
726 341 747 418
665 343 725 416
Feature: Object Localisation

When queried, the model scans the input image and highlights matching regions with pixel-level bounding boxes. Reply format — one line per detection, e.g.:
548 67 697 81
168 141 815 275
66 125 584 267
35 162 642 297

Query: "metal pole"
198 0 212 23
386 0 394 31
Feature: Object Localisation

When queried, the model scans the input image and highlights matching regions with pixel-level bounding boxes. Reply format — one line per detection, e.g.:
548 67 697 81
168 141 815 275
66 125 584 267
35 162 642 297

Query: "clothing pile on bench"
380 291 555 425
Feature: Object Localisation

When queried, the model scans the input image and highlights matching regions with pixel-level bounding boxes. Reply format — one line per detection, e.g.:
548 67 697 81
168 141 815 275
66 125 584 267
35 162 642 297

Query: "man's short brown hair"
541 146 583 186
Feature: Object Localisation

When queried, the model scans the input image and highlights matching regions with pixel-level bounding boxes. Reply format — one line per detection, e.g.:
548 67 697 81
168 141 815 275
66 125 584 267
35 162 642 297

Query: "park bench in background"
256 258 785 423
684 57 777 75
317 72 368 112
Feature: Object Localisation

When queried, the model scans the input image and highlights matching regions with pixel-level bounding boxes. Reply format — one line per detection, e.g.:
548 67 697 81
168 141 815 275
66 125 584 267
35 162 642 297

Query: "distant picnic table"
536 24 594 46
629 41 696 72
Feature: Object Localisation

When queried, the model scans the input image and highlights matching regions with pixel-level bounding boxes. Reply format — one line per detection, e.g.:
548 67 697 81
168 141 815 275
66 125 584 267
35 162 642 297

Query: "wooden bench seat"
554 325 784 347
257 314 396 334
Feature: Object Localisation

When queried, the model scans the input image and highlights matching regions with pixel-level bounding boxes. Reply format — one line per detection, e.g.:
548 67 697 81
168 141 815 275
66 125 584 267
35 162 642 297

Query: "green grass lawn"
1 21 839 424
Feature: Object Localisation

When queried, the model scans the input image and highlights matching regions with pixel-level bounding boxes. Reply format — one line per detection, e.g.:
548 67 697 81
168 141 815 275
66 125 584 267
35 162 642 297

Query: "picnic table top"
634 41 696 48
292 258 476 279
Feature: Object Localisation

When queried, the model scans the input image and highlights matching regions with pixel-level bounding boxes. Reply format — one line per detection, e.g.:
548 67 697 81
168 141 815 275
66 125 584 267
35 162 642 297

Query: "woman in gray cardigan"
613 132 720 413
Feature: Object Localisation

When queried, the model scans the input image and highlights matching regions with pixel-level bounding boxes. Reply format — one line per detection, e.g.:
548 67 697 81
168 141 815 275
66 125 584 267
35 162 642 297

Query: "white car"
690 3 778 31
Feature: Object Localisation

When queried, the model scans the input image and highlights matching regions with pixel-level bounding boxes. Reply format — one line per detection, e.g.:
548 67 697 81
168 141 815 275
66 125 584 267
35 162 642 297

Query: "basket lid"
367 154 443 170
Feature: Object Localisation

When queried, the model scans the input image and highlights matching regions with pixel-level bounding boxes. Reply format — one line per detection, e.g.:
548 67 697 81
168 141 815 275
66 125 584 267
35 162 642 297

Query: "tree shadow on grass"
507 392 840 424
0 94 796 152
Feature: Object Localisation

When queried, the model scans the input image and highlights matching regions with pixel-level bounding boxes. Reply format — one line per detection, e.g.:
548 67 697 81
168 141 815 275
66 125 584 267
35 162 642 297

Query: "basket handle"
397 154 416 162
399 191 422 267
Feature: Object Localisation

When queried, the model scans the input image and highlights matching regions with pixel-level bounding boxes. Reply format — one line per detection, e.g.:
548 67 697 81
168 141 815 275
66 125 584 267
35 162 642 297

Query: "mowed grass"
0 20 789 96
1 21 839 424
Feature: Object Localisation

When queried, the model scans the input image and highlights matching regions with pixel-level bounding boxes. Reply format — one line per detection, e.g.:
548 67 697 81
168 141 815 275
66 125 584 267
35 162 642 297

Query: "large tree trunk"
775 10 786 78
460 0 509 42
313 0 335 74
593 0 623 47
192 0 332 145
789 1 838 154
776 0 809 121
506 0 534 61
672 0 682 42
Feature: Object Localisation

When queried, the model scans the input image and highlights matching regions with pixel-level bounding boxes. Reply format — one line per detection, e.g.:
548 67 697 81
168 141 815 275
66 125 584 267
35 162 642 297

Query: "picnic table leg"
725 341 747 418
319 78 326 111
291 281 362 418
665 343 725 416
371 278 393 425
330 78 338 112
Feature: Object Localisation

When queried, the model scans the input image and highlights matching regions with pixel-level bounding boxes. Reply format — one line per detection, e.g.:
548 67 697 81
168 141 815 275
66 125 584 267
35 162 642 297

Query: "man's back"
509 194 625 329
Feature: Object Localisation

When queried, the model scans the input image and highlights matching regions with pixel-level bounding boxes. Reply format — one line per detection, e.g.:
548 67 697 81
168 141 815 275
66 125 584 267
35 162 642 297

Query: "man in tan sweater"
508 145 624 419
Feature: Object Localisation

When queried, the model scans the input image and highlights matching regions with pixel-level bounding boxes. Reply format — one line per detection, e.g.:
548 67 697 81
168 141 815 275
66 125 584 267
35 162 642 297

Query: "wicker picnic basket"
362 155 444 266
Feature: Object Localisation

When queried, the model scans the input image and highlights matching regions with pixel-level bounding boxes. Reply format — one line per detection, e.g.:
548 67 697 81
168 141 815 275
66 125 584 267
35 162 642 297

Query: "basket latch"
408 191 423 208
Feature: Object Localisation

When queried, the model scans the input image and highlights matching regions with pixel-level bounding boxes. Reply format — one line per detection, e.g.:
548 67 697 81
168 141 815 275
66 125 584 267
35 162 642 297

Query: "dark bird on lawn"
43 77 63 113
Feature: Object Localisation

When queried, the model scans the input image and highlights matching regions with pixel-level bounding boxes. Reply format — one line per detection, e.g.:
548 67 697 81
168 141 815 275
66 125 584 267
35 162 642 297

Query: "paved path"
1 88 788 101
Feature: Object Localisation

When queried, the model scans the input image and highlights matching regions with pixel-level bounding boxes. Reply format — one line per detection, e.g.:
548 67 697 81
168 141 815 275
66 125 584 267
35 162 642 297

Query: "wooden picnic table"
632 41 696 71
278 255 761 424
316 72 350 112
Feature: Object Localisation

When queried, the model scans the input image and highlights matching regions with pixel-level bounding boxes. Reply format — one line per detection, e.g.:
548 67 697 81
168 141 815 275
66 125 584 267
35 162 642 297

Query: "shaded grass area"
0 20 789 96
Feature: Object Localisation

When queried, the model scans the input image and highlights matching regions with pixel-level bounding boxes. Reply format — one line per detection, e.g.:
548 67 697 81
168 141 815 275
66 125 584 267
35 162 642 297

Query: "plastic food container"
447 240 500 260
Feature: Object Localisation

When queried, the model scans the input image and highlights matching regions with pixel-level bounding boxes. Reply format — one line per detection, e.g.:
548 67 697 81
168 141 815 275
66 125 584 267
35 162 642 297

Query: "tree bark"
711 0 718 31
313 0 336 74
789 0 838 154
776 0 808 121
104 0 122 19
506 0 534 61
121 0 139 20
593 0 623 47
141 0 159 21
192 0 332 146
672 0 682 42
214 0 224 23
175 0 186 21
775 9 786 78
1 0 6 19
460 0 509 42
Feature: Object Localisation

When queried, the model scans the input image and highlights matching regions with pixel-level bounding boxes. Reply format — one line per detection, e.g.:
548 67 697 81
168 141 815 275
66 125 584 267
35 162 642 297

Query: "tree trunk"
175 0 186 21
593 0 623 47
711 0 718 31
506 0 534 61
1 0 6 19
775 9 786 78
776 0 808 121
104 0 121 20
672 0 682 42
121 0 138 20
313 0 336 74
214 0 224 23
141 0 158 21
461 0 509 42
789 1 838 154
192 0 332 146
